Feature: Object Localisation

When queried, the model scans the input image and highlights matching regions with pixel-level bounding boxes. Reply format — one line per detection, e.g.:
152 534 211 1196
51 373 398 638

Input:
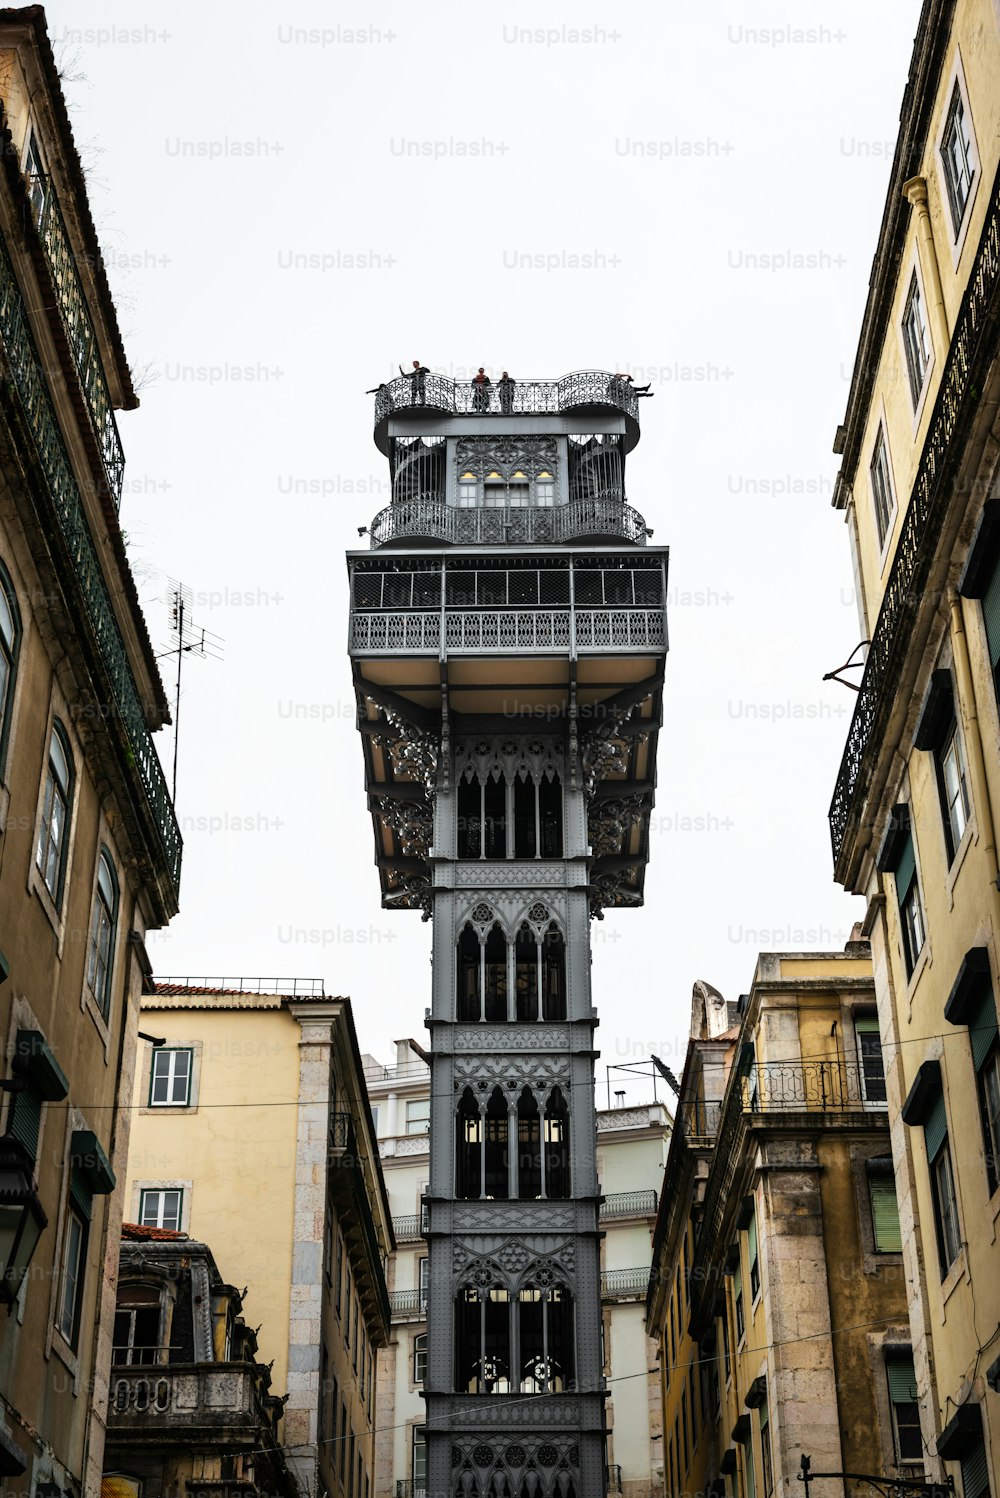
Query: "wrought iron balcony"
0 227 181 898
368 492 649 549
607 1466 623 1493
678 1099 724 1145
392 1207 429 1241
830 161 1000 867
389 1287 428 1317
29 176 125 504
601 1267 650 1299
601 1189 659 1219
374 369 640 430
395 1485 426 1498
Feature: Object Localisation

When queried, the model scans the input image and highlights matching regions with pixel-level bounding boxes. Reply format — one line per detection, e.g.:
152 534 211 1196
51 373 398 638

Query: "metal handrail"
389 1287 428 1316
601 1267 650 1297
28 175 125 504
151 976 326 997
374 369 640 425
368 491 648 549
0 223 182 897
601 1189 659 1219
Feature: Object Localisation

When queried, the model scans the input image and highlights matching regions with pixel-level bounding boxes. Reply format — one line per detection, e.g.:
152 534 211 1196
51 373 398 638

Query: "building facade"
0 10 181 1493
349 369 669 1498
366 1044 670 1498
122 981 393 1498
102 1224 297 1498
649 949 914 1498
829 2 1000 1493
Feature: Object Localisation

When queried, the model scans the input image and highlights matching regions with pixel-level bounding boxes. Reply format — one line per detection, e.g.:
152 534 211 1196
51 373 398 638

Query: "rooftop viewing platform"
373 369 643 454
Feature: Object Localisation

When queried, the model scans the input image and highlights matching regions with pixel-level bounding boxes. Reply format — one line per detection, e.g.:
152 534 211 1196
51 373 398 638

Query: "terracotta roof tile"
122 1222 188 1242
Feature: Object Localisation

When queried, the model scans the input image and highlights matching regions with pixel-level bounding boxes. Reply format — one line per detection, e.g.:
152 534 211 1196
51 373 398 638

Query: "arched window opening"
456 1088 481 1200
112 1282 162 1367
517 1286 575 1393
517 1088 541 1201
539 773 563 857
542 925 566 1021
484 1086 509 1201
457 926 481 1022
454 1286 512 1393
483 925 507 1022
515 925 539 1022
457 777 481 859
36 720 73 905
544 1087 571 1200
513 774 536 858
512 770 562 859
484 775 506 858
87 848 119 1019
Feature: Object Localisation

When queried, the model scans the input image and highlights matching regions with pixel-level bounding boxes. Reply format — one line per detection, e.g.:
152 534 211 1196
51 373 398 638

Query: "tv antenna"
158 579 224 806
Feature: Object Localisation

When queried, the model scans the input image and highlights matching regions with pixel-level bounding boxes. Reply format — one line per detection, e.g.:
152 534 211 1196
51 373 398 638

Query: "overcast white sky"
46 1 921 1094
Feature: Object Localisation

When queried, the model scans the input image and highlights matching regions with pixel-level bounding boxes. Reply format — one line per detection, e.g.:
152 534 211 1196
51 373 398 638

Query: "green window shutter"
747 1210 758 1267
982 558 1000 671
743 1440 756 1498
871 1177 903 1253
69 1169 93 1222
961 1437 990 1498
855 1016 881 1034
894 835 916 904
887 1355 917 1403
8 1082 42 1159
759 1400 769 1434
970 986 999 1072
924 1091 948 1161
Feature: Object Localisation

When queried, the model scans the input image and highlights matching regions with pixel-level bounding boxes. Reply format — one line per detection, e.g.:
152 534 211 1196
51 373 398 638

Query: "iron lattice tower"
349 370 668 1498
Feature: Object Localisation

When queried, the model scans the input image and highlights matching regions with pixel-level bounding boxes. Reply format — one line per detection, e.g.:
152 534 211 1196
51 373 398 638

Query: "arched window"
515 925 539 1021
513 771 562 858
456 926 480 1022
544 1087 571 1199
36 719 73 904
517 1087 541 1201
483 1086 509 1201
87 849 119 1017
0 562 21 775
454 1284 512 1393
542 924 566 1021
518 1285 575 1392
483 925 507 1022
456 1088 481 1200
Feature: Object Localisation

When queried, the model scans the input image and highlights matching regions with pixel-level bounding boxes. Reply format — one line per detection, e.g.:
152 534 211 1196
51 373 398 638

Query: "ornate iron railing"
601 1266 650 1298
0 227 182 895
368 492 649 549
395 1485 427 1498
389 1287 428 1317
374 369 640 425
329 1112 392 1330
607 1466 623 1493
678 1099 724 1144
29 176 125 503
601 1189 659 1219
392 1208 429 1241
350 608 665 654
830 161 1000 862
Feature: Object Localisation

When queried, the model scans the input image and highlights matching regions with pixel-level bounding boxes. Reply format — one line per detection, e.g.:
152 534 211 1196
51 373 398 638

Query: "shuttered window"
870 1174 903 1252
886 1354 922 1461
747 1208 760 1299
982 558 1000 681
969 985 999 1071
8 1081 42 1160
925 1091 948 1162
743 1438 756 1498
961 1436 991 1498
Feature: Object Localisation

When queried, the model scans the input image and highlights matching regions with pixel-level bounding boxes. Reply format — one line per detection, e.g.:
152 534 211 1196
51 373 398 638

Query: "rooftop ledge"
373 370 641 455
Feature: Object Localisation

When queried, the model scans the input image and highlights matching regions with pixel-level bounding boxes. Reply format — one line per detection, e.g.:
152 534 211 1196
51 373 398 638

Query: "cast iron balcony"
368 492 649 549
28 175 125 504
392 1208 429 1242
0 226 181 899
601 1189 659 1220
601 1267 650 1299
389 1287 427 1318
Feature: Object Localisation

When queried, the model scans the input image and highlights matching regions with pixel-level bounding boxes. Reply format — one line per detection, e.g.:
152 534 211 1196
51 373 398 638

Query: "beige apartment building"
0 10 181 1494
123 980 393 1498
366 1041 670 1498
829 1 1000 1493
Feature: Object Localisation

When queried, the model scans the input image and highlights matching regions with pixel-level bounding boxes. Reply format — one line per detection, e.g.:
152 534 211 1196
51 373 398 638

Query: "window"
886 1355 922 1462
0 562 21 775
112 1284 161 1366
368 1346 374 1416
57 1205 87 1346
939 722 971 860
902 273 931 408
413 1426 427 1496
419 1256 429 1312
759 1401 774 1497
941 82 976 237
855 1016 888 1105
960 1434 990 1498
743 1437 757 1498
149 1048 193 1107
747 1206 760 1301
868 1167 903 1253
345 1267 352 1346
735 1286 745 1342
535 474 555 505
353 1298 359 1371
681 1388 690 1469
86 850 118 1016
336 1235 344 1316
406 1098 430 1135
457 475 478 506
340 1402 347 1483
886 824 925 977
36 720 73 904
360 1326 366 1396
967 982 1000 1196
24 128 47 223
139 1189 183 1232
925 1092 962 1274
721 1300 731 1382
414 1331 427 1383
349 1432 356 1498
369 1104 379 1134
870 429 896 550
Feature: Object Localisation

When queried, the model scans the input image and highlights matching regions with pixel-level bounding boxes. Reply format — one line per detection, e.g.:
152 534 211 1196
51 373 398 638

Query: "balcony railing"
351 608 665 655
678 1099 724 1145
109 1364 267 1424
389 1287 428 1317
150 975 325 997
601 1189 659 1219
0 226 182 898
368 492 649 549
375 369 640 426
601 1267 650 1299
607 1466 623 1493
29 175 125 504
392 1208 428 1241
829 159 1000 864
396 1484 427 1498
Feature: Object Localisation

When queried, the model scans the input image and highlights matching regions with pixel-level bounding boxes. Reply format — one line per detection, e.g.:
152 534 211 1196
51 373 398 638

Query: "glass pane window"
887 1357 923 1462
870 431 895 549
406 1098 430 1135
87 851 117 1014
413 1426 427 1493
735 1287 744 1341
458 477 478 507
535 477 555 506
978 1046 1000 1196
941 83 975 234
57 1207 86 1344
901 880 926 977
902 274 931 408
0 567 19 771
856 1018 888 1105
36 723 72 901
150 1048 193 1107
419 1256 429 1311
414 1332 427 1383
139 1189 183 1231
939 724 971 858
932 1142 961 1271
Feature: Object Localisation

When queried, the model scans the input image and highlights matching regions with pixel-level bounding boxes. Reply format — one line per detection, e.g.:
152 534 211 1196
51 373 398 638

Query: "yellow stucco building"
830 1 1000 1492
649 948 913 1498
123 981 393 1498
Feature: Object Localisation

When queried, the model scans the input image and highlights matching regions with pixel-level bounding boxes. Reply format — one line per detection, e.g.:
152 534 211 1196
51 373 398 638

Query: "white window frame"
405 1098 430 1135
938 720 971 861
56 1203 86 1346
936 54 981 261
854 1016 888 1109
900 266 933 418
414 1331 428 1384
139 1187 184 1232
149 1047 193 1107
86 849 118 1019
869 422 898 559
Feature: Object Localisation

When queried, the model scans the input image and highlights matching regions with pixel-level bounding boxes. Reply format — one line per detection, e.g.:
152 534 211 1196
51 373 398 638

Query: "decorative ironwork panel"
0 225 181 894
374 369 639 425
